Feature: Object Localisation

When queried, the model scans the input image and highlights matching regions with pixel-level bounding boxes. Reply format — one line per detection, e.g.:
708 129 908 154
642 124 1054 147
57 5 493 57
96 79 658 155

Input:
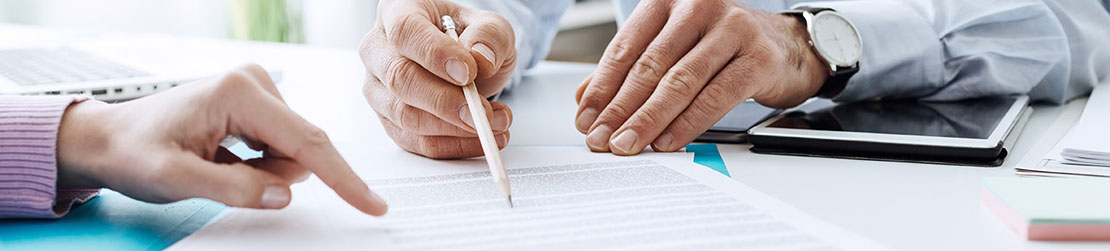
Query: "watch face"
811 12 862 67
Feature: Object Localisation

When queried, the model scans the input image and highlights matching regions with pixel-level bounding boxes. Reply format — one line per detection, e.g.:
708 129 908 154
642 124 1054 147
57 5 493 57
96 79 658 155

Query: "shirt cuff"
0 95 98 219
797 1 945 102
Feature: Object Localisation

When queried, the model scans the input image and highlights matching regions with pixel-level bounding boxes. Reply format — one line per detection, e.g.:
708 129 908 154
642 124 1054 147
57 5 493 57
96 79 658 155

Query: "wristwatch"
780 7 863 98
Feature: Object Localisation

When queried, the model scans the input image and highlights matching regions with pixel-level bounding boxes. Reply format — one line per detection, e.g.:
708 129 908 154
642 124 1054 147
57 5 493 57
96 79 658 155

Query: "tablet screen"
765 97 1018 139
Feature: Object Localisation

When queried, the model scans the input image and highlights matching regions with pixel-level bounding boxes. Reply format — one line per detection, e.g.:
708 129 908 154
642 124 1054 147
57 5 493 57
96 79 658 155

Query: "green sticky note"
984 177 1110 224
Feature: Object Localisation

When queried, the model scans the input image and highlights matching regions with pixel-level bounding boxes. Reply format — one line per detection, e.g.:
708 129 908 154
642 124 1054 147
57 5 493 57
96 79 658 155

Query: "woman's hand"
55 64 388 216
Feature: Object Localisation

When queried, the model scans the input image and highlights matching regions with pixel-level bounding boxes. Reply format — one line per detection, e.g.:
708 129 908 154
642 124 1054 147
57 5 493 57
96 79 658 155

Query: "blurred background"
0 0 616 63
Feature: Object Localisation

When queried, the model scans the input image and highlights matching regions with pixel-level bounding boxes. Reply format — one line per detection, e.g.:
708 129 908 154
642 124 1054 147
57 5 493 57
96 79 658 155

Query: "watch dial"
812 13 861 66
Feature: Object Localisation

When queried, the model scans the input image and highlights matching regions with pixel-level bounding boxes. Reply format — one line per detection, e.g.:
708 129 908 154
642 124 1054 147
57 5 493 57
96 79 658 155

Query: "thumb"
457 10 515 79
163 154 293 209
381 11 477 86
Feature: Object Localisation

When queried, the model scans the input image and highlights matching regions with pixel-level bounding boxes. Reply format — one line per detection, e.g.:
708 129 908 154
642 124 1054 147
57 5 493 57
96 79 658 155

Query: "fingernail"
496 133 508 147
459 105 475 129
492 109 510 131
260 185 290 209
653 132 674 151
445 59 469 86
586 125 612 151
471 43 496 65
576 108 598 132
611 129 638 154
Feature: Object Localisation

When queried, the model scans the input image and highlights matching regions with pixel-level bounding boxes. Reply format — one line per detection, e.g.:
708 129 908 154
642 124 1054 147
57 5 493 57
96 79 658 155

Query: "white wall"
0 0 229 38
302 0 378 49
0 0 380 49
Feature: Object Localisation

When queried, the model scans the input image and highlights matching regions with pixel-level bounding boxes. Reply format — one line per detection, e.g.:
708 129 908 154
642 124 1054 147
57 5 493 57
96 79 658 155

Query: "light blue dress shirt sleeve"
803 0 1110 104
465 0 1109 102
452 0 575 91
610 0 1110 104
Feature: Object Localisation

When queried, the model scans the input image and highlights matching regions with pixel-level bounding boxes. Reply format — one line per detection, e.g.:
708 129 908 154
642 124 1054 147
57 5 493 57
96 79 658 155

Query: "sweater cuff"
0 95 98 219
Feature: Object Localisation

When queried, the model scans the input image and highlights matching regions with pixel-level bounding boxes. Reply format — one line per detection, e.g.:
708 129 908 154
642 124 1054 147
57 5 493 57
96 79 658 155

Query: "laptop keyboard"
0 49 150 86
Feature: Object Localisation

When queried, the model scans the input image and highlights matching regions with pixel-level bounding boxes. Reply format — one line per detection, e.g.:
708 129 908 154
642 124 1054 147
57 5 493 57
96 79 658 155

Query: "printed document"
170 146 886 250
1021 83 1110 177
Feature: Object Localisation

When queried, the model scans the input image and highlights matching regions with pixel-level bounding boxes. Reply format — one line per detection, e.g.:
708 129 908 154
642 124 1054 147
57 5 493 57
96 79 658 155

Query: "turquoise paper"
688 144 730 177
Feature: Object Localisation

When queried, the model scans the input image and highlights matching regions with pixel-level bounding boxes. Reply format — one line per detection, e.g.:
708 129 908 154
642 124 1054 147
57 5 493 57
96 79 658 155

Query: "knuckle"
362 76 377 99
393 105 422 131
634 108 665 129
579 97 605 113
358 31 373 50
643 0 668 11
430 90 459 119
698 84 736 113
383 58 418 92
724 10 745 24
220 181 258 206
237 63 266 77
220 70 252 86
676 0 708 17
359 30 385 59
385 13 422 45
584 78 620 100
728 8 755 23
364 77 396 113
292 126 333 161
660 67 702 97
380 116 418 150
605 39 638 65
217 70 259 93
722 12 754 38
471 21 515 50
749 37 784 62
632 53 666 81
603 101 635 119
415 137 453 159
671 114 701 135
488 14 515 40
303 126 332 147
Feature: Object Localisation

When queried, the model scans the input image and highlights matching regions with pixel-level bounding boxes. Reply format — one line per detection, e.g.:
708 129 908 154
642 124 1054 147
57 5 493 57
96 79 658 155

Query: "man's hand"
360 0 517 159
574 0 830 155
55 64 388 216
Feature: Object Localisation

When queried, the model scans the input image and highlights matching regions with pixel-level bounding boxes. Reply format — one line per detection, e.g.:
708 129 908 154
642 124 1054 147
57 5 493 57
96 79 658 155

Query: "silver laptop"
0 47 221 101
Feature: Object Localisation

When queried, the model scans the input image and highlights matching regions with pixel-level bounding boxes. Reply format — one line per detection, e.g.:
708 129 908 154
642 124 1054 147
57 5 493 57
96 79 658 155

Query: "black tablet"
746 96 1031 166
695 100 782 143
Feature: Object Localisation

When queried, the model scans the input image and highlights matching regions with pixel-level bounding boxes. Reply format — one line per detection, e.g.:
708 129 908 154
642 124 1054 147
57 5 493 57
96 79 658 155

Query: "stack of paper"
1058 83 1110 166
982 177 1110 241
1019 83 1110 177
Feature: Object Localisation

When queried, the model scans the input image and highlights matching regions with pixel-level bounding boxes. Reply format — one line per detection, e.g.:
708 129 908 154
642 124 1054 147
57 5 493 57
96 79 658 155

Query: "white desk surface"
32 28 1105 250
499 62 1102 251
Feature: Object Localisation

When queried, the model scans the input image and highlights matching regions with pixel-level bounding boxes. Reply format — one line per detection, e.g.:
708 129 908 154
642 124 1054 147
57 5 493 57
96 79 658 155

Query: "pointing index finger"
225 81 388 216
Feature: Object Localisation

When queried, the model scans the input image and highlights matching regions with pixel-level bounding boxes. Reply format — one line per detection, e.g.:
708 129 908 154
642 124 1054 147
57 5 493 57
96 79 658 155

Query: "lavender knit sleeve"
0 95 98 219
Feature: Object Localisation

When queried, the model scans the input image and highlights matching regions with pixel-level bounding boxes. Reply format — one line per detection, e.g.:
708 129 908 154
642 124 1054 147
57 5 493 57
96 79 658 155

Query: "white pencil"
441 15 513 208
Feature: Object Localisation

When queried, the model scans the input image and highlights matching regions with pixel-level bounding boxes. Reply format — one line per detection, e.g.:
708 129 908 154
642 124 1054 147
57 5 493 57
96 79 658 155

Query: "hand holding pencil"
358 0 518 159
